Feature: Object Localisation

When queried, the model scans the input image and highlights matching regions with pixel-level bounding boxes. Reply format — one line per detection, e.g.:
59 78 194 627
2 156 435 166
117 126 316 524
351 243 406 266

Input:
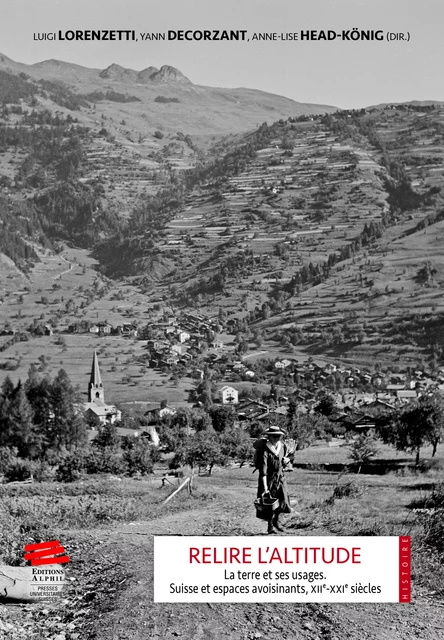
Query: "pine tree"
7 382 36 457
51 369 85 450
0 376 14 448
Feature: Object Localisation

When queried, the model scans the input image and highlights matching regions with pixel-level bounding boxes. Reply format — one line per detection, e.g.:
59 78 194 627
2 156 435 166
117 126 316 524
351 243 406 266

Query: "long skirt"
257 472 291 514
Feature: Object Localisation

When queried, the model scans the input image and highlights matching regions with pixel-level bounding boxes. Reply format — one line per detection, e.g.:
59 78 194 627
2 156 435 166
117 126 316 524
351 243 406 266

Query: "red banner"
399 536 411 603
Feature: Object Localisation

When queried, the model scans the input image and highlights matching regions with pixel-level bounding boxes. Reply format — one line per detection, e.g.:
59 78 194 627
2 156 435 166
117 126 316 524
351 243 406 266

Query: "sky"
1 0 443 109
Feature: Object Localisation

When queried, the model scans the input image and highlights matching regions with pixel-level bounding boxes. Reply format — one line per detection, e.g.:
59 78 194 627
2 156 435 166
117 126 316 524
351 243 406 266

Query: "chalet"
257 406 288 422
220 385 239 405
162 355 179 366
237 399 270 421
145 405 176 424
339 413 377 434
97 322 113 334
147 339 170 351
120 323 138 338
397 390 417 402
211 339 224 349
141 426 160 446
171 344 183 355
177 330 190 343
386 384 406 394
165 326 176 335
324 363 337 374
89 325 100 334
44 325 53 336
342 392 356 405
365 398 395 411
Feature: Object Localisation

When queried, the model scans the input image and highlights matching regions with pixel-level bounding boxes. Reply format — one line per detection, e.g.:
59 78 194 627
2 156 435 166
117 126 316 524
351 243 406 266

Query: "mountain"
2 52 444 371
0 53 336 138
92 102 444 370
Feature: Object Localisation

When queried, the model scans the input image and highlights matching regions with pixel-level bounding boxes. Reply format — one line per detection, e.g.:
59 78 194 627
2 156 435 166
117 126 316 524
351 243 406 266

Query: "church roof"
90 351 102 387
84 403 120 417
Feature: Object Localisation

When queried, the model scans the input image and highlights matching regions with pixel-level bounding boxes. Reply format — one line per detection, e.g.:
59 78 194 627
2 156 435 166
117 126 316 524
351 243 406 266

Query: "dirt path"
77 489 444 640
1 482 441 639
52 254 72 281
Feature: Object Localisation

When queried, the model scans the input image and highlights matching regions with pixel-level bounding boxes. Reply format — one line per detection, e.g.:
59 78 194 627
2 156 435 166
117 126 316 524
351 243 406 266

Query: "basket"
254 496 279 521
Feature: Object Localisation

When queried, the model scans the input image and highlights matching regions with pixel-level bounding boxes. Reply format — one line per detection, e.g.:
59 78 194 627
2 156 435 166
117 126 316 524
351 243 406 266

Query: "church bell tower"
88 351 104 404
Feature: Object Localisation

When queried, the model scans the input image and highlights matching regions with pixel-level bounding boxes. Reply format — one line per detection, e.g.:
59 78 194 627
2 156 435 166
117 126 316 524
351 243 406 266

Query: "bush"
56 452 87 482
409 483 444 509
154 96 179 104
420 509 444 553
416 458 444 474
4 460 34 482
331 480 362 500
84 450 127 475
349 434 379 465
0 447 18 474
32 460 55 482
122 440 154 476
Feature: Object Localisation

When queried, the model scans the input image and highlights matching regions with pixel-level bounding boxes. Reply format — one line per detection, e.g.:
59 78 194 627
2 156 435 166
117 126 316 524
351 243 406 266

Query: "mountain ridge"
0 52 337 120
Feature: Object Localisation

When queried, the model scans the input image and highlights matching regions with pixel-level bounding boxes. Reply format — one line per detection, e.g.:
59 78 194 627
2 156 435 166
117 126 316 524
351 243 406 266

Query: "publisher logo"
0 540 69 602
24 540 70 566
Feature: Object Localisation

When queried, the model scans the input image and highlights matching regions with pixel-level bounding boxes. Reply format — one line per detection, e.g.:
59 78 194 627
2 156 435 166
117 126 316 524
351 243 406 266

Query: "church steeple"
89 351 104 403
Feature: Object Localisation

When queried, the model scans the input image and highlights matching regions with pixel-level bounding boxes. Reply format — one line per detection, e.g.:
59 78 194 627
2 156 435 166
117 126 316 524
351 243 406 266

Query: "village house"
396 390 418 402
171 344 183 355
147 339 170 351
119 323 138 338
44 325 53 336
386 384 406 395
258 405 288 422
338 413 378 435
145 404 176 425
161 354 179 366
237 399 270 421
324 363 337 375
97 322 113 334
219 385 239 405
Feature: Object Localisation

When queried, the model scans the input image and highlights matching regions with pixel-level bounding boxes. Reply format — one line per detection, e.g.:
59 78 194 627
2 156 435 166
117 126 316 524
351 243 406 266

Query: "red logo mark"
24 540 70 566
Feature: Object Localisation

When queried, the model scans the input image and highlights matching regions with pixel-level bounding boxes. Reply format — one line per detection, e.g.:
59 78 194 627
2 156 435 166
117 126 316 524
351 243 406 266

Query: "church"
83 351 122 425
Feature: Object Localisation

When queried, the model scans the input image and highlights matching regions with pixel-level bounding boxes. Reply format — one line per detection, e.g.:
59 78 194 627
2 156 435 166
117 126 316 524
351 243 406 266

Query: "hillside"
1 52 444 375
0 53 336 251
96 103 444 370
0 52 336 139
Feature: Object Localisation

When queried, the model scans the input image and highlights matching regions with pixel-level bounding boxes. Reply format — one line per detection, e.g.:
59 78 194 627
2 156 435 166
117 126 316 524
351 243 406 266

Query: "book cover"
0 1 442 638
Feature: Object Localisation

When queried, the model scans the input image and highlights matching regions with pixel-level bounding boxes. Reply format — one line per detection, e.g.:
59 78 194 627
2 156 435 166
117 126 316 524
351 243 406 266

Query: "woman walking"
255 425 292 534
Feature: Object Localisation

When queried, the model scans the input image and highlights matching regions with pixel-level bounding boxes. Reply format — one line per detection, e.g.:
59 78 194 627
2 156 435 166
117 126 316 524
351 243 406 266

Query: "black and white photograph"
0 0 443 637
